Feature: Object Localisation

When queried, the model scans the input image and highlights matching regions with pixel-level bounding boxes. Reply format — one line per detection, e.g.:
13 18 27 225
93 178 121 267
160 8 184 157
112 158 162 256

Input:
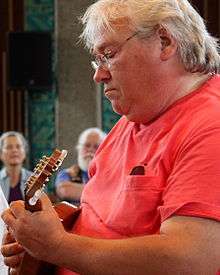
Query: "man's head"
76 128 106 172
80 0 220 123
0 131 28 167
81 0 220 74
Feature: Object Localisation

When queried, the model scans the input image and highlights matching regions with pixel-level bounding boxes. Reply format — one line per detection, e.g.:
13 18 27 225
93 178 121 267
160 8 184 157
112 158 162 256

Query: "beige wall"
56 0 100 167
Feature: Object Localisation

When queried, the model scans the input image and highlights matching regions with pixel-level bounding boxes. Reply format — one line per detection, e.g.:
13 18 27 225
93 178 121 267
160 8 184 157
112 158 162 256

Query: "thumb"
39 193 53 210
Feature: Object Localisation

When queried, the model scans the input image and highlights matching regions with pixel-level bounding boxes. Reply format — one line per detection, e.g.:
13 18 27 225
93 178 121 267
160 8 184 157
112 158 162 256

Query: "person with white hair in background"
0 131 32 203
2 0 220 274
55 127 106 205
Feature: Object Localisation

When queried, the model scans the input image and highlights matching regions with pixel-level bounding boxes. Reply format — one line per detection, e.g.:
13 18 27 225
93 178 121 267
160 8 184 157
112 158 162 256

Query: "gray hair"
76 127 107 151
80 0 220 74
0 131 28 153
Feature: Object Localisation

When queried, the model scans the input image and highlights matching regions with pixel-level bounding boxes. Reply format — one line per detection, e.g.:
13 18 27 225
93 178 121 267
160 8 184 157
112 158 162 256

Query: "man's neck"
166 72 213 110
181 73 212 95
138 72 213 126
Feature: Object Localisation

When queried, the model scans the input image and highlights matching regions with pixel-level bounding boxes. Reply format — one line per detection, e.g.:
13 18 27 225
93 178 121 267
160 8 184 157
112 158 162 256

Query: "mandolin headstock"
24 149 67 212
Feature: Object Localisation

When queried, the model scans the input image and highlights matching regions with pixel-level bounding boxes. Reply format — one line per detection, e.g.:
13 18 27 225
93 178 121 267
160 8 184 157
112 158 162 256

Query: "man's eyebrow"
92 40 117 55
92 44 108 55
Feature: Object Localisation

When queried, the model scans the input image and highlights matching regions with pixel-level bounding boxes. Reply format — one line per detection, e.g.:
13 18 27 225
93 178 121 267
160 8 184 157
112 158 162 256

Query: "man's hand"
67 165 81 181
1 195 66 264
1 230 24 275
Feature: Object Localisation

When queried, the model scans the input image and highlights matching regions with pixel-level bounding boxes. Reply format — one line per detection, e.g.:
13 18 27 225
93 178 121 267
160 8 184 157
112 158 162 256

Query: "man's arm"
52 215 220 275
55 165 84 201
56 181 84 201
2 197 220 275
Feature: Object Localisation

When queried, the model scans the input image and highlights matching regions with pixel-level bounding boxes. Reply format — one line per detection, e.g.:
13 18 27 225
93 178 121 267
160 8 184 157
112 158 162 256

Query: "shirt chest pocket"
105 175 164 236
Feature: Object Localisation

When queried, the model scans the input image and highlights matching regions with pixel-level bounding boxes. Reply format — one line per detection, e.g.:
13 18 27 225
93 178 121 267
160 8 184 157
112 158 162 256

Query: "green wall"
24 0 120 191
25 0 56 164
25 0 56 192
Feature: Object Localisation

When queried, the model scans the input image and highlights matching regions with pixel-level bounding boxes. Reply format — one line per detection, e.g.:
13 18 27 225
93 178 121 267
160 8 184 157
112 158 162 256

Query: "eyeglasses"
91 32 139 71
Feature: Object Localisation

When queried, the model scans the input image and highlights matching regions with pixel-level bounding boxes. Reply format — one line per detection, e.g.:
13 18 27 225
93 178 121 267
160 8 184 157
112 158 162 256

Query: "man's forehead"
92 28 131 53
92 34 114 53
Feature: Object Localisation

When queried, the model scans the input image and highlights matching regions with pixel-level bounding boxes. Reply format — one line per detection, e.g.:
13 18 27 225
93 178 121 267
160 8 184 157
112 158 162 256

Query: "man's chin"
111 103 126 117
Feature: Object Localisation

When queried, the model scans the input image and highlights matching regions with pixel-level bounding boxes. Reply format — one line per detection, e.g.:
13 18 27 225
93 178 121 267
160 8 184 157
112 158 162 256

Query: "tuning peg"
52 164 59 172
42 155 47 160
28 185 45 206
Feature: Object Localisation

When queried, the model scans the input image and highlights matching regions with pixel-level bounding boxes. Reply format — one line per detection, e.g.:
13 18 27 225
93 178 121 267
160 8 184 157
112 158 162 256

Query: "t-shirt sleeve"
55 169 71 187
159 126 220 222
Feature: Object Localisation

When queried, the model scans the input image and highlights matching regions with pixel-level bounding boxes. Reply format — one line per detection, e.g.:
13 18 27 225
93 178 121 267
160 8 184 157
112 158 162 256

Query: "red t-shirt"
57 75 220 275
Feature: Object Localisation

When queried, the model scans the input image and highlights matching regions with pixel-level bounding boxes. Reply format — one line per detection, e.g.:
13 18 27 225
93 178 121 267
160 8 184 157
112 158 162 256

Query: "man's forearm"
45 216 220 275
48 232 211 275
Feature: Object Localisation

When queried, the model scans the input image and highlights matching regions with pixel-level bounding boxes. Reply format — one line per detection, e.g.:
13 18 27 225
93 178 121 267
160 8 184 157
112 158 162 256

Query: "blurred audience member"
55 127 106 205
0 131 32 203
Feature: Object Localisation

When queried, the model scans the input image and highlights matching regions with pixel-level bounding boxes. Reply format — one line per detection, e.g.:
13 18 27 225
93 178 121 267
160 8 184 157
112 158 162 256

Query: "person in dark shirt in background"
55 127 106 205
0 131 32 203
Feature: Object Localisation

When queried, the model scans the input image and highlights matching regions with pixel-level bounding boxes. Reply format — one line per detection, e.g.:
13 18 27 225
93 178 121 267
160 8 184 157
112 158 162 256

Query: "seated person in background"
55 127 106 204
0 131 32 204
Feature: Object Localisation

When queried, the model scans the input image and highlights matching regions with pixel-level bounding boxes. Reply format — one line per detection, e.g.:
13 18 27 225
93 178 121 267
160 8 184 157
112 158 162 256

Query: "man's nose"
93 66 111 84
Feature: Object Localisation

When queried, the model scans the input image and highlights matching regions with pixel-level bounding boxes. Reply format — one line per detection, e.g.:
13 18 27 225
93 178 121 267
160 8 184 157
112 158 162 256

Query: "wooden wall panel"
205 0 220 37
191 0 220 38
191 0 205 16
0 0 25 134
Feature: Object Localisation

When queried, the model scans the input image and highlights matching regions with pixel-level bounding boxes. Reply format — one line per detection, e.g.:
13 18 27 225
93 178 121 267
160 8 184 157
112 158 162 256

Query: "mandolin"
17 149 81 275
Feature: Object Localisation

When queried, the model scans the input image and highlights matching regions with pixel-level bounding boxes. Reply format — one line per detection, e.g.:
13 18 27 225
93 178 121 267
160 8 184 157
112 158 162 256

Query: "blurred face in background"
0 136 26 167
77 132 101 172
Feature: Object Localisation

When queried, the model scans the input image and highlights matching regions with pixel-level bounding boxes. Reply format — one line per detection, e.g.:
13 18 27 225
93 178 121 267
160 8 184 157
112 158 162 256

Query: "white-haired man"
2 1 220 274
55 128 106 205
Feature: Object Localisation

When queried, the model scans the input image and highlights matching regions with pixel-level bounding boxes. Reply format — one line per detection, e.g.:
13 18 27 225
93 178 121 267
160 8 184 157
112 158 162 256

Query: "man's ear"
157 26 177 61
